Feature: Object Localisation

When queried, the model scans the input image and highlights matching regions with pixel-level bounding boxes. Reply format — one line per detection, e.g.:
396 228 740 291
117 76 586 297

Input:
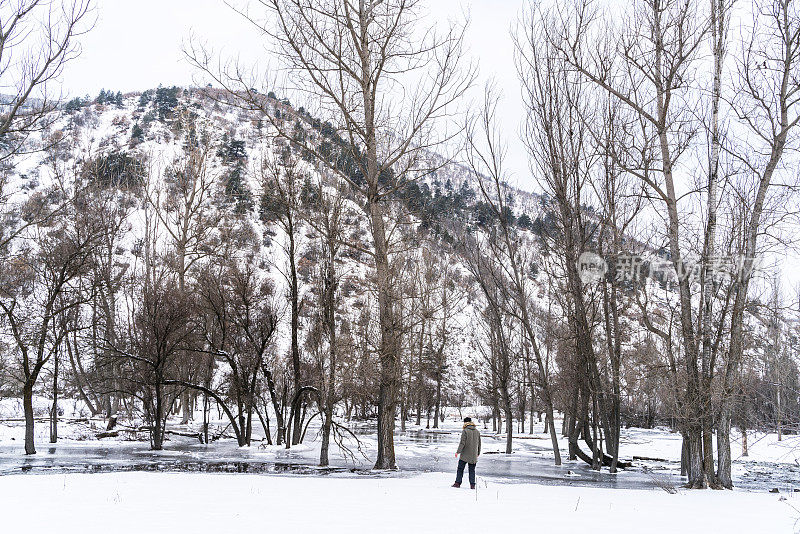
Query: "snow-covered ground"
2 404 800 533
1 471 795 534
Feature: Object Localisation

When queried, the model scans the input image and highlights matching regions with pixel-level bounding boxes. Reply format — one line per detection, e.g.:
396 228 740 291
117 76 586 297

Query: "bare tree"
718 0 800 488
461 87 563 464
259 148 308 446
188 0 474 469
177 259 279 447
112 271 195 451
547 0 719 486
148 128 222 424
304 176 349 465
0 182 100 454
0 0 93 162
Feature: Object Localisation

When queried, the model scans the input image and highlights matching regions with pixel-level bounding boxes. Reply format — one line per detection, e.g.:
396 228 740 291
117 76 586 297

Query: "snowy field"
1 471 796 534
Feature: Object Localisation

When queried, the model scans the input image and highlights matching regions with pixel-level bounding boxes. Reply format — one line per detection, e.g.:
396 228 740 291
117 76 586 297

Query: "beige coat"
456 422 481 464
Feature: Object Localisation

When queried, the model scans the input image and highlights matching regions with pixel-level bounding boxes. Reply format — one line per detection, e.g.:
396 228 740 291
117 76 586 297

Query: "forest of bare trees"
1 0 800 493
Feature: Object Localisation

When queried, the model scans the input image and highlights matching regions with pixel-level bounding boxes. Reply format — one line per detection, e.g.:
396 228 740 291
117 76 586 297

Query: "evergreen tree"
89 151 146 189
226 165 253 214
65 97 84 113
131 123 144 144
227 139 247 161
139 90 154 108
154 86 180 119
517 213 533 229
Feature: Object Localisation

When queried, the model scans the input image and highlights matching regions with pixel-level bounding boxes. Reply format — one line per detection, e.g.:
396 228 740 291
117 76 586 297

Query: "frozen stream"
0 424 766 491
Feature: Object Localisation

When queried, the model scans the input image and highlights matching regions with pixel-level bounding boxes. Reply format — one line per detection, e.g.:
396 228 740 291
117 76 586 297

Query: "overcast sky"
60 0 532 188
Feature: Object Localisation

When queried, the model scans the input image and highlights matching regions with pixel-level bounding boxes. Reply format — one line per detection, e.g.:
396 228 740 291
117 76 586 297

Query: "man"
452 417 481 489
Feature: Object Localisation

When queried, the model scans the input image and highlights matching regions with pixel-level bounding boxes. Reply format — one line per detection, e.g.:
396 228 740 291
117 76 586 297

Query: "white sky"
60 0 532 188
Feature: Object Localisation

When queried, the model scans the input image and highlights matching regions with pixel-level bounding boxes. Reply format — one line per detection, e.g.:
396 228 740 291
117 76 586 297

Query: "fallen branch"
632 455 669 462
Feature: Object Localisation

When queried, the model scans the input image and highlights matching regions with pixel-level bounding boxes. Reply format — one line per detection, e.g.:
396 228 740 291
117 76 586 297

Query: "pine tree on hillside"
227 140 247 161
139 89 154 108
65 97 85 113
131 123 144 145
216 135 251 213
225 165 253 214
517 213 533 230
154 86 180 119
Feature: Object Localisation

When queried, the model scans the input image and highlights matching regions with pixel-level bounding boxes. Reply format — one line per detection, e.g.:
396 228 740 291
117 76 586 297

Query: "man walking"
452 417 481 489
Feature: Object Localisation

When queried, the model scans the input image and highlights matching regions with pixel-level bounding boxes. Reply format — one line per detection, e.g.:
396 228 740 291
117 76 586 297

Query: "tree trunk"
415 320 425 427
716 403 733 488
686 428 705 488
50 354 58 444
400 394 407 432
203 393 210 444
255 402 272 445
504 406 513 454
741 425 748 457
66 331 98 416
320 407 333 467
545 407 561 465
264 367 285 445
288 219 303 446
152 380 165 451
433 377 441 429
370 198 400 470
699 0 725 490
530 404 535 435
320 249 338 466
181 391 191 424
681 435 689 477
23 382 36 455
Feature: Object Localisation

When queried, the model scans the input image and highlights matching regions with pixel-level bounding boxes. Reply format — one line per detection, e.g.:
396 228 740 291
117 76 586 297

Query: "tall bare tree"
188 0 474 468
148 129 222 424
304 176 348 465
548 0 717 486
462 88 562 464
259 148 309 446
718 0 800 488
0 180 101 454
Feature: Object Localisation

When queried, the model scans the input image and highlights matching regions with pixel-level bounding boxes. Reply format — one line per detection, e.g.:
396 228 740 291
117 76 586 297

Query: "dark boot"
451 482 461 488
470 483 476 489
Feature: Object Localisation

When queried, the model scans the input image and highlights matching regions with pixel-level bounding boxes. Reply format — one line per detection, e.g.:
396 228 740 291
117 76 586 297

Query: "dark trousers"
455 459 476 485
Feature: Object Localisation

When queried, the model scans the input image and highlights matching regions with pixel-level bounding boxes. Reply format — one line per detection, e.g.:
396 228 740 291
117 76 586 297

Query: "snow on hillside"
1 86 551 406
